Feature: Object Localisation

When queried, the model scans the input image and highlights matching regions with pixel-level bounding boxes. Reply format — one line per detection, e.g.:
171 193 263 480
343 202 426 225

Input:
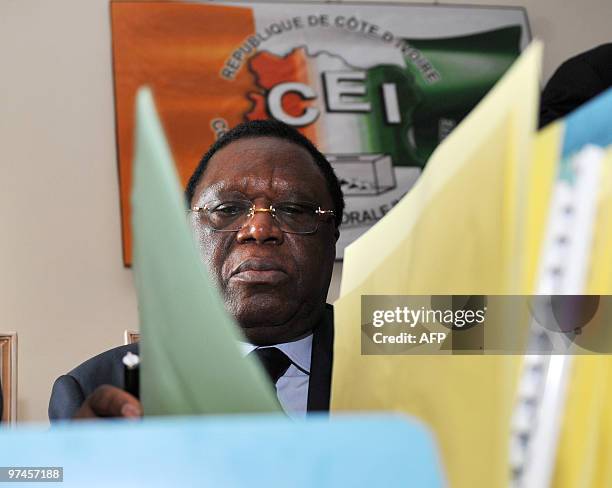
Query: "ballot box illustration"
327 153 397 196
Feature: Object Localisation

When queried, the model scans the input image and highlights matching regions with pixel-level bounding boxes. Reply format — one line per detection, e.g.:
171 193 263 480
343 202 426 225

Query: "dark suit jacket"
48 305 334 420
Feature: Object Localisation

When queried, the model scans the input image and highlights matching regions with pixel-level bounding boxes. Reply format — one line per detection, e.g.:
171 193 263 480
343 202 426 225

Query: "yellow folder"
332 42 543 488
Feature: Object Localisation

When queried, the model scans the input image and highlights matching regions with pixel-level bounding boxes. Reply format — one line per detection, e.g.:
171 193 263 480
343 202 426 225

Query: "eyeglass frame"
189 199 336 235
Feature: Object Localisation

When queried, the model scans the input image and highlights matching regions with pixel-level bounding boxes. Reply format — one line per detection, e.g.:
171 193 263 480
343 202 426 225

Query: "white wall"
1 0 139 422
1 0 610 422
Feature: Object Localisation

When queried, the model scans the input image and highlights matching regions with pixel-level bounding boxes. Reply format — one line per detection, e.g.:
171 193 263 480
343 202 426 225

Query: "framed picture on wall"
124 330 140 345
0 332 18 423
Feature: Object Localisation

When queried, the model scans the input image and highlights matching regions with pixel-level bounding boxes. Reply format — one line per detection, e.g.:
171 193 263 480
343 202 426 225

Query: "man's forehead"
200 177 315 198
195 136 330 200
206 136 316 172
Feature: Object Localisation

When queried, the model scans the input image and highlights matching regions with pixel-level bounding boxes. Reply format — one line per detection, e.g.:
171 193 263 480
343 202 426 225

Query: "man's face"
191 136 338 345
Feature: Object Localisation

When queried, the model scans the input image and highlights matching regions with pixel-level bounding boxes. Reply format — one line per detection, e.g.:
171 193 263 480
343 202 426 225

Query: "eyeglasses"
189 200 335 235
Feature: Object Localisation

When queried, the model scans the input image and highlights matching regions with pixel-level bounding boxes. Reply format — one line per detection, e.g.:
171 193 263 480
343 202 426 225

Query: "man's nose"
236 207 284 244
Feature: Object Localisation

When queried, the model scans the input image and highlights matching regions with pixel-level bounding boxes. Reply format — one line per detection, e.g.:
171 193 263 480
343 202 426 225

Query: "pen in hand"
123 351 140 400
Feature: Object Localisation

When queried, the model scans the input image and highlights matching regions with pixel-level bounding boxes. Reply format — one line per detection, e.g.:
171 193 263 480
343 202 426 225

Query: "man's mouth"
230 258 288 285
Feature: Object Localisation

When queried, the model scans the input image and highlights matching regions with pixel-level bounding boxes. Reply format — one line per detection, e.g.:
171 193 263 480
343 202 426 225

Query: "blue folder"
0 414 444 487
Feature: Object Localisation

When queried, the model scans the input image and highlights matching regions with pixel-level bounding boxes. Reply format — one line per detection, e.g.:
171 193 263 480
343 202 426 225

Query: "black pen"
122 351 140 399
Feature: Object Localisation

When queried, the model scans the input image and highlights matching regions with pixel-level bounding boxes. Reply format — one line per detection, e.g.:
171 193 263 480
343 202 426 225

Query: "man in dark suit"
49 120 343 420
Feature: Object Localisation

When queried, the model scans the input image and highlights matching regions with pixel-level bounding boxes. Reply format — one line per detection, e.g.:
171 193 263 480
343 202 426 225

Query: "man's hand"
73 385 142 419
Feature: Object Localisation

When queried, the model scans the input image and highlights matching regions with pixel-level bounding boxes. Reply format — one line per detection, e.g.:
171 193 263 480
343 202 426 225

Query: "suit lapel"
306 304 334 412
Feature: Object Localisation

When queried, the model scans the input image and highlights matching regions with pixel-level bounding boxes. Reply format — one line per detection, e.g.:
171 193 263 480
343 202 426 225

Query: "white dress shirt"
241 334 312 419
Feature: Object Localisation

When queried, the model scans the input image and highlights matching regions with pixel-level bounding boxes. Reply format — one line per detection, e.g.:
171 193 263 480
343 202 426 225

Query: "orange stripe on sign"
112 2 256 265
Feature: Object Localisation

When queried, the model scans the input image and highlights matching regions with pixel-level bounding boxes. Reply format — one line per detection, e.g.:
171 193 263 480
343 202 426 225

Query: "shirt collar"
239 334 312 374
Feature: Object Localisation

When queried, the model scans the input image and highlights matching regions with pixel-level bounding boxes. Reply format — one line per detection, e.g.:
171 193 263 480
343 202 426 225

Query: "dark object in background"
540 43 612 128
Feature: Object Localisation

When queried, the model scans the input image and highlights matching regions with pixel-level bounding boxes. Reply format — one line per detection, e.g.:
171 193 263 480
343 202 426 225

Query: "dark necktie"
251 347 292 385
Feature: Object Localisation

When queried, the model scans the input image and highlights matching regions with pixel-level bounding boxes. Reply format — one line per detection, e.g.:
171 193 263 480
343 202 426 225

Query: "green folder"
131 87 280 416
